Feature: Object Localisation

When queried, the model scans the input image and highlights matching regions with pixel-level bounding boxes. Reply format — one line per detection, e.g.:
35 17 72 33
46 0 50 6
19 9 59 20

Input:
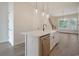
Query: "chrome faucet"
43 24 47 31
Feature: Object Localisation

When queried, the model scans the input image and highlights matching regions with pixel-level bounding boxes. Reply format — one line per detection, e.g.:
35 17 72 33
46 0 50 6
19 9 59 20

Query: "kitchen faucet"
43 24 47 31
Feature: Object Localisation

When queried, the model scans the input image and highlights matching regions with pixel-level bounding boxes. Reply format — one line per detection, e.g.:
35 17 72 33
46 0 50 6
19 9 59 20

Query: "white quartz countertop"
21 30 57 37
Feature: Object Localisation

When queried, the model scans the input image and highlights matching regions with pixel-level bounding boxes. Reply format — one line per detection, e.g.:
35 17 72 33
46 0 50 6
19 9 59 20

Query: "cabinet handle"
53 36 54 39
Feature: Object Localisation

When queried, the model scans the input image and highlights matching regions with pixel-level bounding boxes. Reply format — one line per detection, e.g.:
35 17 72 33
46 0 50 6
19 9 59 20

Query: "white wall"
14 2 52 45
0 3 8 42
14 3 34 45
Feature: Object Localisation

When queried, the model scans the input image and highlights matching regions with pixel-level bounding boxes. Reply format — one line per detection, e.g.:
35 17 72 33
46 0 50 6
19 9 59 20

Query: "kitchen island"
21 30 59 56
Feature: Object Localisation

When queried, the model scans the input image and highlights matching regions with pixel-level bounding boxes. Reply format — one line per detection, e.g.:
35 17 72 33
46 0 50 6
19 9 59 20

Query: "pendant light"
46 2 50 19
46 14 50 18
42 3 45 16
35 0 38 14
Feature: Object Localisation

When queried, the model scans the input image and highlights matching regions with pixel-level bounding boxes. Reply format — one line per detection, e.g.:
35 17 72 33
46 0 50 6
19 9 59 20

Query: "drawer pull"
53 36 54 39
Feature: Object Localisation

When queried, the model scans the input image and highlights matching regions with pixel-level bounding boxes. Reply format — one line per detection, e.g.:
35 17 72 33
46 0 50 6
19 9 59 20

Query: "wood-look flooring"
0 42 25 56
0 32 79 56
49 33 79 56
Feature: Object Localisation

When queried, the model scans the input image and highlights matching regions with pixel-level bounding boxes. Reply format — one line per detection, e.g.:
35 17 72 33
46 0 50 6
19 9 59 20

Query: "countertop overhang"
21 30 57 37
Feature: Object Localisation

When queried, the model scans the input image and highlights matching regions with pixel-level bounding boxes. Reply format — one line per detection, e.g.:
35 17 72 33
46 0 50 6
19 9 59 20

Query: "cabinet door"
40 35 50 56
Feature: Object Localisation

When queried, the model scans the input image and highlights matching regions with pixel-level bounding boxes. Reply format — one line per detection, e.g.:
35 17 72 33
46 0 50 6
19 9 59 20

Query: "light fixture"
35 8 38 14
35 1 38 14
46 14 50 19
46 2 50 19
42 3 45 16
42 12 45 16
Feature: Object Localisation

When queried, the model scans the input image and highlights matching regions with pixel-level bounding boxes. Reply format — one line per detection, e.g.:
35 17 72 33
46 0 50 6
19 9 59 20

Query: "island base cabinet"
39 35 50 56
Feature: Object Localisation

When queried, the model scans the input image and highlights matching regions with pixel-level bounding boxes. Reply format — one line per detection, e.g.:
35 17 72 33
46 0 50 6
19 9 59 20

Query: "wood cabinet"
39 34 50 56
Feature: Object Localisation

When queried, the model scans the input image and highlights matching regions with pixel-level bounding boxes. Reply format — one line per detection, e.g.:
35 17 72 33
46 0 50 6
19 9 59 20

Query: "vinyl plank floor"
0 42 25 56
49 33 79 56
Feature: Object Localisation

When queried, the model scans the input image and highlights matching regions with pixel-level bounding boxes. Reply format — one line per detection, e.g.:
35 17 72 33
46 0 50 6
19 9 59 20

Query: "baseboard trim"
14 43 25 48
0 40 9 43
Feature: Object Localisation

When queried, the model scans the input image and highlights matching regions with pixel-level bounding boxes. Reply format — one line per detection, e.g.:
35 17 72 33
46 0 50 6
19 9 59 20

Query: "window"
69 18 77 31
59 17 77 32
59 19 68 31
